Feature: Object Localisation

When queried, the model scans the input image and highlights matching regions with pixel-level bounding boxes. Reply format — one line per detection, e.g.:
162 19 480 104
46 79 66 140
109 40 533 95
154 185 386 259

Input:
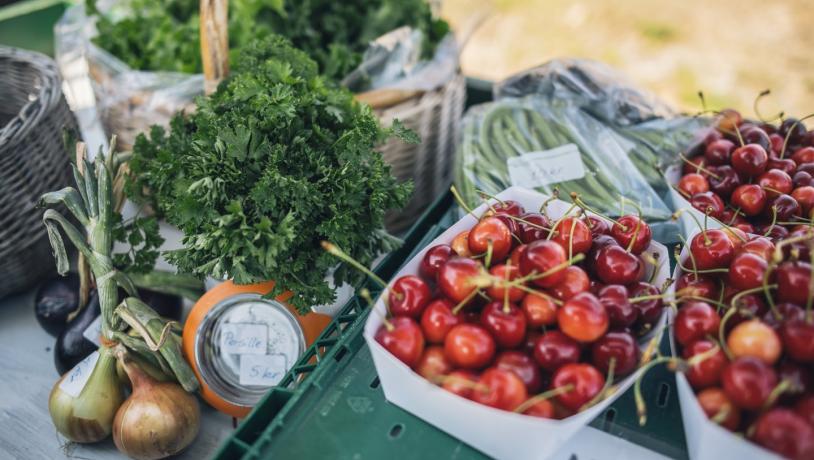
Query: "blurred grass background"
442 0 814 116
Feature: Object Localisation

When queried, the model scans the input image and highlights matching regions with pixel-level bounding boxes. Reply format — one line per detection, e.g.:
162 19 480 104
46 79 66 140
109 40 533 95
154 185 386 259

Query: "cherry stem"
753 89 781 123
675 209 711 246
731 124 745 147
678 153 721 180
484 240 494 269
671 184 691 200
513 384 575 414
322 241 389 289
571 194 625 228
763 207 779 238
546 203 579 240
628 293 667 303
451 288 481 315
360 288 393 331
674 258 728 275
505 282 564 306
503 263 512 314
580 358 617 412
717 306 738 360
773 233 814 264
710 406 733 426
763 379 793 411
475 189 505 208
540 189 560 218
517 253 586 284
674 294 730 311
567 217 578 260
635 356 677 426
780 113 814 159
450 185 476 217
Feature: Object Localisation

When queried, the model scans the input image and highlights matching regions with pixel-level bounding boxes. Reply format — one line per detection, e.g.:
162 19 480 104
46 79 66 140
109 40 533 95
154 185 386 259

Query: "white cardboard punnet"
364 186 670 460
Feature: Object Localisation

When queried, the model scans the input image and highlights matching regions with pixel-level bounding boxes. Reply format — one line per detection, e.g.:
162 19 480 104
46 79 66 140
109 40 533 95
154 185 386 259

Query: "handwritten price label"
82 315 102 346
239 354 287 386
220 323 268 355
58 351 99 398
507 144 586 188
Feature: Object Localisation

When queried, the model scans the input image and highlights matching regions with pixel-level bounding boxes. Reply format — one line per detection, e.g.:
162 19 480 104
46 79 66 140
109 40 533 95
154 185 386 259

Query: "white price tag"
507 144 586 188
220 323 268 355
59 351 100 398
239 354 287 386
82 315 103 346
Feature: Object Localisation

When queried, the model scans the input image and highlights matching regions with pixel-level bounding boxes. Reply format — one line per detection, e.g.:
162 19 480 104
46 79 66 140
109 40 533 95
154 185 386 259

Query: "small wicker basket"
0 46 77 298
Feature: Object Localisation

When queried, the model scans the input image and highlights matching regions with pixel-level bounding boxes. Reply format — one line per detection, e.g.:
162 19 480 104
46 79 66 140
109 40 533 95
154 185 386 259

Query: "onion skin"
113 358 200 460
49 347 123 443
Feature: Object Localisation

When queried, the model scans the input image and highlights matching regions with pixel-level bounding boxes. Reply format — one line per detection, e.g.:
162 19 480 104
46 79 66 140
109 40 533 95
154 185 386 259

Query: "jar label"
506 144 586 188
82 315 103 346
59 351 100 398
239 354 287 386
220 323 268 355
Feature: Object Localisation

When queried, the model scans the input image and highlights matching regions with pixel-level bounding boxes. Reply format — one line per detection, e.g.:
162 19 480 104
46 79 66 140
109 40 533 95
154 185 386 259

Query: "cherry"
416 346 454 380
792 146 814 165
610 215 652 254
591 331 639 376
752 409 814 460
705 139 735 165
491 200 525 217
518 213 550 244
486 264 525 303
683 156 708 175
794 171 814 188
674 273 719 299
739 235 775 260
781 319 814 363
551 266 590 301
595 244 642 285
743 126 772 151
731 144 769 177
389 275 432 318
770 133 786 154
438 256 483 303
480 301 527 349
766 194 801 221
720 227 748 250
679 173 709 196
552 363 605 411
762 223 790 242
420 299 461 343
731 184 767 216
689 229 735 270
492 213 519 237
781 118 808 144
757 169 793 198
728 294 768 329
776 261 812 305
519 240 568 288
441 370 479 399
472 368 528 411
717 109 742 132
533 330 581 372
675 301 720 346
598 284 637 329
767 157 797 175
558 292 609 343
420 244 454 280
522 399 555 419
791 186 814 217
727 319 782 365
629 281 664 331
798 162 814 176
469 216 512 261
375 317 425 368
444 324 496 369
721 356 777 410
495 351 542 393
728 252 768 291
704 129 724 144
696 387 741 431
763 303 805 330
524 330 542 356
509 244 527 267
521 292 558 327
683 339 727 389
583 215 610 235
550 216 593 256
794 395 814 428
707 165 741 198
778 361 813 401
689 191 725 219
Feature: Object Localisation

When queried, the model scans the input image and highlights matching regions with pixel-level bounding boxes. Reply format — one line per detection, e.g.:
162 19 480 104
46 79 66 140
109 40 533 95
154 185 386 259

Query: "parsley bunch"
127 36 413 312
87 0 448 81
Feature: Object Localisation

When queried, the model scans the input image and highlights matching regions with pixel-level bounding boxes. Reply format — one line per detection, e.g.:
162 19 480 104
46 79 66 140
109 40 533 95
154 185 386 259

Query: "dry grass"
442 0 814 117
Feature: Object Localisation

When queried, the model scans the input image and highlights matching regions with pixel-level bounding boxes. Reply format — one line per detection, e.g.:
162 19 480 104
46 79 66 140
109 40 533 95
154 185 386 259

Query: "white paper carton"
364 186 670 460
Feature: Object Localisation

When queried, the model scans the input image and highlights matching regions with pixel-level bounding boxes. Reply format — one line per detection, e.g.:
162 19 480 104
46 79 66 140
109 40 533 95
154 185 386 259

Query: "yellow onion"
49 346 124 443
113 356 200 459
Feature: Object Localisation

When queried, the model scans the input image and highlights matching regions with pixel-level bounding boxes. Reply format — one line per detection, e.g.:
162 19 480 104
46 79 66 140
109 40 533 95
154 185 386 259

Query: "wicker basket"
0 46 77 298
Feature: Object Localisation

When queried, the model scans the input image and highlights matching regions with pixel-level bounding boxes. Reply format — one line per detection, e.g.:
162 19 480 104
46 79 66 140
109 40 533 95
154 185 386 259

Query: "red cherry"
674 273 719 299
444 324 496 369
689 192 725 219
491 213 519 238
629 281 664 332
389 275 432 318
610 215 652 254
550 217 592 255
688 229 735 270
469 216 512 261
472 367 528 411
728 293 768 330
727 319 782 365
480 301 527 349
451 230 472 257
415 346 454 380
762 223 790 242
792 146 814 165
758 169 793 198
521 291 558 327
705 139 735 165
731 184 767 216
524 330 542 356
674 301 720 346
509 244 527 267
492 200 525 217
762 303 805 330
419 244 454 280
583 215 610 235
522 399 555 419
767 157 797 175
770 133 786 153
442 370 479 399
683 339 727 389
743 126 772 151
679 173 710 196
766 194 801 221
781 319 814 363
420 299 461 343
591 331 639 376
595 244 642 285
794 395 814 428
552 363 605 411
696 387 741 431
486 264 526 303
752 409 814 460
792 186 814 217
776 261 812 305
707 165 741 199
595 284 634 329
437 256 483 303
728 252 768 291
519 240 568 288
533 330 581 372
721 357 777 410
551 266 590 301
795 171 814 188
517 213 550 243
495 351 542 393
375 317 425 368
717 109 742 131
683 156 708 175
779 361 813 401
731 144 769 177
739 235 775 260
558 292 608 343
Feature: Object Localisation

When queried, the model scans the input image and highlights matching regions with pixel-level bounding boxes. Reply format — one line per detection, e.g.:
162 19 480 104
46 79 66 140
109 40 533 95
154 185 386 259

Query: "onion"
113 355 200 459
49 347 124 443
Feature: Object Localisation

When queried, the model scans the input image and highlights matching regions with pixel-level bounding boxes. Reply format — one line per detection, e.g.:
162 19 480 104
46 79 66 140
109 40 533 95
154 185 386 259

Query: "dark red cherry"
480 301 527 349
533 330 581 372
420 244 454 280
767 157 797 175
674 301 720 346
742 126 771 151
683 339 727 389
752 409 814 460
629 281 663 332
517 213 550 243
495 351 542 393
757 169 793 198
492 200 525 217
728 252 768 291
595 245 642 285
583 215 610 235
688 229 735 270
389 275 432 318
721 356 777 410
781 319 814 363
591 331 639 376
598 284 637 329
731 184 767 216
776 261 812 305
705 139 735 165
552 364 605 411
689 192 725 219
707 165 741 199
731 144 768 177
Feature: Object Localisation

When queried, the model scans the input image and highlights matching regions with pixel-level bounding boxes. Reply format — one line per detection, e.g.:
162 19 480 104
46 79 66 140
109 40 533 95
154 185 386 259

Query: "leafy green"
111 214 165 274
87 0 449 80
127 36 412 312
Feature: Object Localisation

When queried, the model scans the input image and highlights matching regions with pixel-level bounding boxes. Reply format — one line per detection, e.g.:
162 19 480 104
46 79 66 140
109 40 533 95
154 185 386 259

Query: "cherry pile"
673 225 814 459
365 197 666 418
678 109 814 235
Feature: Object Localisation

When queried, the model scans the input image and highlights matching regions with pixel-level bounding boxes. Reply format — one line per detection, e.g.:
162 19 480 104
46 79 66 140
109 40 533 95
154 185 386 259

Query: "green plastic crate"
0 0 68 56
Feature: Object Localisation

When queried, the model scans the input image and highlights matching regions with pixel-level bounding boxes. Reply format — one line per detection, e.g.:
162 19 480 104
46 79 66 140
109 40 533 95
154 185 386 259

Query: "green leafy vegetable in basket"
127 35 413 312
86 0 449 80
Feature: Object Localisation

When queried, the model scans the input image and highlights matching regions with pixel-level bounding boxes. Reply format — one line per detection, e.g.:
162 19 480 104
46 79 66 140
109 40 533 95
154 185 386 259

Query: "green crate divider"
0 0 68 56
